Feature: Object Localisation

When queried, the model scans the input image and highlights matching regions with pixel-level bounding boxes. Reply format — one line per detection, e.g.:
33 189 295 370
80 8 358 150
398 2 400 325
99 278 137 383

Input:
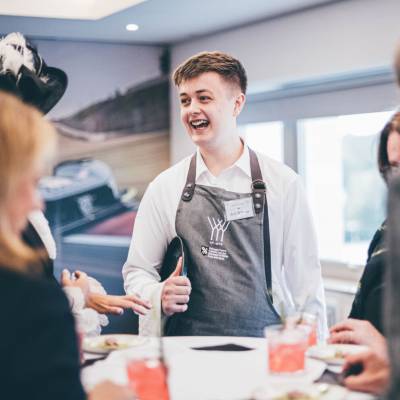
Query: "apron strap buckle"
252 179 266 214
182 182 195 201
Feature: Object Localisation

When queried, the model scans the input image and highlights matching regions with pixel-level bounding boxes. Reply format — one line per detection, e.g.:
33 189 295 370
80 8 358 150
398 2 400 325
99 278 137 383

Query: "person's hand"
86 292 152 316
329 318 386 352
88 381 135 400
161 257 191 316
342 349 390 395
61 269 90 301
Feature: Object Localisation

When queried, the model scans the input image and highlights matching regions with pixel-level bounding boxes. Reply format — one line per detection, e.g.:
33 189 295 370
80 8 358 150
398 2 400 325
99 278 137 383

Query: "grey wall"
35 39 164 119
169 0 400 163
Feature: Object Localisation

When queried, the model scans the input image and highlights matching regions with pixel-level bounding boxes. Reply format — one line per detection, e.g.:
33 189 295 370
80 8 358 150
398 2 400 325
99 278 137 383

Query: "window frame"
238 67 399 270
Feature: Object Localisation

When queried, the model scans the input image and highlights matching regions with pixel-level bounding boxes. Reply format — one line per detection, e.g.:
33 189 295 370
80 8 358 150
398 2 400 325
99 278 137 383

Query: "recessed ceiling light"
126 23 139 32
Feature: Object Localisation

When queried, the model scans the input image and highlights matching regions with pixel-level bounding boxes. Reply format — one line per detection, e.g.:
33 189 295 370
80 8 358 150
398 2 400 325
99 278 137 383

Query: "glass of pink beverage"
126 353 169 400
265 325 308 374
286 312 318 348
298 313 318 347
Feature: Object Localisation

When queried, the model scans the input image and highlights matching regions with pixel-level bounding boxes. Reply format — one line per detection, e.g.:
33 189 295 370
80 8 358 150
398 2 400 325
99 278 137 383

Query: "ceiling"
0 0 342 45
0 0 146 20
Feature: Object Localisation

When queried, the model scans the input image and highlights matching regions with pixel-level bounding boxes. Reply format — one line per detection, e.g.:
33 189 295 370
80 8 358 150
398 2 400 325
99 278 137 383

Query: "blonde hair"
0 92 57 270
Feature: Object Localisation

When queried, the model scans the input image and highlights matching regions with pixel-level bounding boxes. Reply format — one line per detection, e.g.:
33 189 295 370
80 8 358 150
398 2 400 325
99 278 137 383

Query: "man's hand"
329 318 386 353
342 349 390 395
86 293 152 316
161 257 191 316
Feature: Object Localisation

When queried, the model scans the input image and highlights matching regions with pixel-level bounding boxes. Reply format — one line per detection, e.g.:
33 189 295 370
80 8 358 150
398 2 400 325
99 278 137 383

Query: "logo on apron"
207 217 230 245
201 217 230 261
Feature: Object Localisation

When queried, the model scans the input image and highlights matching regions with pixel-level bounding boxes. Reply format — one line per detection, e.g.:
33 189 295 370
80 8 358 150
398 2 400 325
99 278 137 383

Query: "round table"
81 336 375 400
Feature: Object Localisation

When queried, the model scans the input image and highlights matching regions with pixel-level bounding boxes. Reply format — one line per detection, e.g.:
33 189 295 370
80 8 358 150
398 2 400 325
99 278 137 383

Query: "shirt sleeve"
282 176 328 340
122 180 175 336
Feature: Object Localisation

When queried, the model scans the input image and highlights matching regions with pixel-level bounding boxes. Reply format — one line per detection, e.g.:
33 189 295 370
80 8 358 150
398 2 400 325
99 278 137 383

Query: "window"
241 121 284 162
298 111 393 265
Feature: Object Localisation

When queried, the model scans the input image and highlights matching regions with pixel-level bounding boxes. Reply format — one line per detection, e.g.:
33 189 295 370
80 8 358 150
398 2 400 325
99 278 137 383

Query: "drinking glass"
265 325 308 374
126 343 170 400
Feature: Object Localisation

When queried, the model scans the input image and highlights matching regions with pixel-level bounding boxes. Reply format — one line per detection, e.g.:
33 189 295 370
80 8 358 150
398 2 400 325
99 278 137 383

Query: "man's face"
178 72 244 148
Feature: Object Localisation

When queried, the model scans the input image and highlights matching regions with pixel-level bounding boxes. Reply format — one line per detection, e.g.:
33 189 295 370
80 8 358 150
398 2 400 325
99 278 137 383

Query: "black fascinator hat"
0 32 67 114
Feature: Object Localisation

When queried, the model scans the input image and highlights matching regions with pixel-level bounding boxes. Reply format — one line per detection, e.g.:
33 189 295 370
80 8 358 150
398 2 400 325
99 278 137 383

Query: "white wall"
35 40 163 119
169 0 400 163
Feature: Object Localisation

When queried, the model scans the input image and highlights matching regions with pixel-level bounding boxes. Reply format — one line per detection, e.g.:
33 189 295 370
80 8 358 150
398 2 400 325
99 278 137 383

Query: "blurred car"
40 159 138 236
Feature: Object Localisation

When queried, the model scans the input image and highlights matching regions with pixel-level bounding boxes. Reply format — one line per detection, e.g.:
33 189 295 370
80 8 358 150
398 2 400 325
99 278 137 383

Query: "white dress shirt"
123 145 328 338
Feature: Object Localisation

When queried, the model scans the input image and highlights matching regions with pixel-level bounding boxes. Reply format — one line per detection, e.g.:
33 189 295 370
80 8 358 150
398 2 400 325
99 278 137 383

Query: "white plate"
307 344 368 366
83 334 149 354
252 382 348 400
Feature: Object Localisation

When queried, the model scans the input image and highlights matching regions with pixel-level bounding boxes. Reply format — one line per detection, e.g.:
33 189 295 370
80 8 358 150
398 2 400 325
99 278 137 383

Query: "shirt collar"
195 142 252 180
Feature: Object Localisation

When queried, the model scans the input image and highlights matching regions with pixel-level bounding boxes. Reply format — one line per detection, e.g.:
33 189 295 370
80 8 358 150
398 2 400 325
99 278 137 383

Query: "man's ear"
233 93 246 117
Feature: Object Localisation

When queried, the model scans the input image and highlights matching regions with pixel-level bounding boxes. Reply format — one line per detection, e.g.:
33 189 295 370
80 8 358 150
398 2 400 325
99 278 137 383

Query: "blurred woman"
0 92 133 400
328 113 400 395
340 112 400 333
0 31 151 336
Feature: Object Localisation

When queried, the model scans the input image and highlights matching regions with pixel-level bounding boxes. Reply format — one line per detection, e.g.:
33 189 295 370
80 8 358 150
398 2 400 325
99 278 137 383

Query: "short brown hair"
378 112 400 181
173 51 247 94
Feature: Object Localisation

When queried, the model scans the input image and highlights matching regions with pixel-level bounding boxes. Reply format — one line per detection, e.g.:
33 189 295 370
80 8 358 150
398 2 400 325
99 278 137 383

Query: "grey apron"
166 148 280 337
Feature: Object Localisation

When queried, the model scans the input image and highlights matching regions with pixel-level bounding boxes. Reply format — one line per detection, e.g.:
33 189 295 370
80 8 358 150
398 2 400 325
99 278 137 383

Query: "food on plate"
307 344 367 365
272 390 317 399
100 337 130 350
83 334 148 354
332 349 346 359
252 382 347 400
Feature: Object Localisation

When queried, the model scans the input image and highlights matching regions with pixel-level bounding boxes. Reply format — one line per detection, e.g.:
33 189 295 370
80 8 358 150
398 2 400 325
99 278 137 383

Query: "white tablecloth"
81 336 374 400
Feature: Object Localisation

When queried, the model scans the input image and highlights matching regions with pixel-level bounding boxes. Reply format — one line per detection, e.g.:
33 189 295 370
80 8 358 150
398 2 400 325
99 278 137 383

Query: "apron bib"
166 149 280 337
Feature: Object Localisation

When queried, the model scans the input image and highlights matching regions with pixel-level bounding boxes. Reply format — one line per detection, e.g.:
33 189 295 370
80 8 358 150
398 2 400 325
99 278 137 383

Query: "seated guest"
0 92 133 400
342 112 400 332
329 111 400 395
329 318 390 395
0 31 151 335
383 169 400 398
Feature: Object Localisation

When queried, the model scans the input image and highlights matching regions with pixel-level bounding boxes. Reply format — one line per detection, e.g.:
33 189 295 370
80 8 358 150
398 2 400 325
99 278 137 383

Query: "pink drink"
265 326 308 374
127 358 169 400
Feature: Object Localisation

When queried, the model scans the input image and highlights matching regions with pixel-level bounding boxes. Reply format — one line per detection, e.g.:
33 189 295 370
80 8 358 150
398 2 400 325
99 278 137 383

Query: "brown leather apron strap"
249 147 273 301
181 153 197 202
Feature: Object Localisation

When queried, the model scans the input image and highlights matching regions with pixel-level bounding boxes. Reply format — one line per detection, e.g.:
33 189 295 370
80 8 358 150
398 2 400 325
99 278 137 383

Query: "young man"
123 51 327 338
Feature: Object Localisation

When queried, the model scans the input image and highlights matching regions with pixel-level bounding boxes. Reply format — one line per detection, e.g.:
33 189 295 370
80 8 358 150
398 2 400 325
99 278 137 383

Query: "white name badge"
224 197 255 221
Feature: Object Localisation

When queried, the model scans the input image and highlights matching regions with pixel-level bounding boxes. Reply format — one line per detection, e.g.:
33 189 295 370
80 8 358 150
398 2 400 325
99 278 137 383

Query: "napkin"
190 343 254 351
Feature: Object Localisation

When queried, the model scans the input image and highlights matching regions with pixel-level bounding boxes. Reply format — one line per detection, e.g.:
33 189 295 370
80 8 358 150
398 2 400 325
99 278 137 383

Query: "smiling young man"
123 51 327 338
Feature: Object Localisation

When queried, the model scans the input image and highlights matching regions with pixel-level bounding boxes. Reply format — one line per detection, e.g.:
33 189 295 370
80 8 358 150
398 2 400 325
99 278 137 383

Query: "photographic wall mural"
35 39 171 331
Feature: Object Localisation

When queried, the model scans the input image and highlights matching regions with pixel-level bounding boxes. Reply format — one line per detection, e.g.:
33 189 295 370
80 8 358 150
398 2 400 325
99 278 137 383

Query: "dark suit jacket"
0 266 86 400
349 222 386 333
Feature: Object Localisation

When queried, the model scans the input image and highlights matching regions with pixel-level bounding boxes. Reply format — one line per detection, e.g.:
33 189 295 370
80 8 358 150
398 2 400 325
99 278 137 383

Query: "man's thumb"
170 257 183 278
